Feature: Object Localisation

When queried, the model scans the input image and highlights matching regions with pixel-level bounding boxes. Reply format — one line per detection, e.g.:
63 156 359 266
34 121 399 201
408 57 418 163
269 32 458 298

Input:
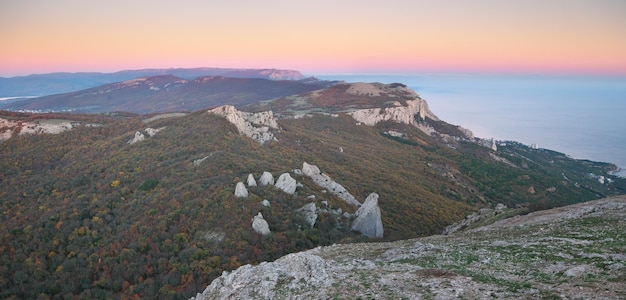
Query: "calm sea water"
317 74 626 177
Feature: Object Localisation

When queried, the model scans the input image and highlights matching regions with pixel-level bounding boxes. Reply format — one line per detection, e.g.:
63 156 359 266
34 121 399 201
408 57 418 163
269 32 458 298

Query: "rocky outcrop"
1 118 84 141
348 98 438 126
191 252 328 300
351 193 384 238
275 173 297 194
251 213 271 235
443 203 507 235
247 174 257 187
209 105 279 144
261 199 271 207
127 131 146 144
128 127 166 144
297 202 318 228
301 162 361 206
234 182 248 198
258 69 305 80
259 171 275 186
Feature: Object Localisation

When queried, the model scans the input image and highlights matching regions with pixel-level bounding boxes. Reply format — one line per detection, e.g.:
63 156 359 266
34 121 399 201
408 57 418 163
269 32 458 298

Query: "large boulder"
259 171 275 186
252 213 271 235
351 193 384 238
247 174 257 187
297 202 318 228
275 173 297 195
234 182 248 198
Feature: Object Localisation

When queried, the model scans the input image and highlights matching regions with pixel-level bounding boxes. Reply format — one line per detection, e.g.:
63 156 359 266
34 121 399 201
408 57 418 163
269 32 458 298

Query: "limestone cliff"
208 105 279 144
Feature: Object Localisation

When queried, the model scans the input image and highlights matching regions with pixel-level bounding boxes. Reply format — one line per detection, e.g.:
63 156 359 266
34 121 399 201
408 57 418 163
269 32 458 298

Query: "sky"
1 0 626 77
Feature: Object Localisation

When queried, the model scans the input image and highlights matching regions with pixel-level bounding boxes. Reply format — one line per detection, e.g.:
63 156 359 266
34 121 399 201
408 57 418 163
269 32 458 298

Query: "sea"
317 74 626 177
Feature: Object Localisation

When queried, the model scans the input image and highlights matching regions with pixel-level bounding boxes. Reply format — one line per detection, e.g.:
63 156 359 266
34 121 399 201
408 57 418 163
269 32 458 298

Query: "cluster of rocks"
348 98 437 128
232 163 384 238
0 117 84 141
127 127 166 144
209 105 279 144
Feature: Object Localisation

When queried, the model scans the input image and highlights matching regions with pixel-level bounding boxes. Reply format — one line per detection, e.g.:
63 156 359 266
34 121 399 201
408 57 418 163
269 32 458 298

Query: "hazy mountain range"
0 67 306 97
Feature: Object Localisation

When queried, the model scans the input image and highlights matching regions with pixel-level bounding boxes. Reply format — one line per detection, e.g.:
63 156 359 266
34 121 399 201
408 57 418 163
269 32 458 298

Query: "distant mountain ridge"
0 75 335 114
0 67 306 97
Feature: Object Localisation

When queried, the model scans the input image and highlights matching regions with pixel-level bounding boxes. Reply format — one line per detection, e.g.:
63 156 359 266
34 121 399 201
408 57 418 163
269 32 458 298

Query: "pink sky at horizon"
1 0 626 77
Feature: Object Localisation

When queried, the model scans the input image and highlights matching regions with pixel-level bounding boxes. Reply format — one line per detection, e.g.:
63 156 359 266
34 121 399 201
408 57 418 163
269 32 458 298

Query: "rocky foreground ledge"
192 195 626 299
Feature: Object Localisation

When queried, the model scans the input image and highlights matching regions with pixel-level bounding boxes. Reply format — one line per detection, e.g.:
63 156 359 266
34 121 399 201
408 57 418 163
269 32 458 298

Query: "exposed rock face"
351 193 384 238
191 252 328 300
348 98 439 126
127 131 146 144
247 174 257 187
301 162 361 206
209 105 279 144
259 171 275 186
234 182 248 198
251 213 271 236
145 127 166 137
275 173 297 195
0 118 83 141
258 69 305 80
297 202 318 228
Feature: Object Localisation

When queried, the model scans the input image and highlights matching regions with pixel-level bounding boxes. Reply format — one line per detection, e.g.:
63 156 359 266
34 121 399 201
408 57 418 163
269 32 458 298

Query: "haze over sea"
318 74 626 177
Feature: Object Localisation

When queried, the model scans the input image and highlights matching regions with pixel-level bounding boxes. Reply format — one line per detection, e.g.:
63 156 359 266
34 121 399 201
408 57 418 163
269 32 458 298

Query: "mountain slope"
193 195 626 299
0 67 305 97
0 82 624 299
1 75 334 114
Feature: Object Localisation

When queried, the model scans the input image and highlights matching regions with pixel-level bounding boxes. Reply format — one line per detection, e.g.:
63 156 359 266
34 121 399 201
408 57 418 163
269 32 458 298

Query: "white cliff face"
275 173 297 195
301 162 361 207
251 212 271 236
234 182 248 198
351 193 384 238
209 105 279 144
259 171 275 186
348 99 439 127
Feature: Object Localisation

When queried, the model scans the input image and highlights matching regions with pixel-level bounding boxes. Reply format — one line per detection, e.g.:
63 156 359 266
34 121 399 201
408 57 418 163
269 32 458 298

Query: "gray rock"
275 173 297 194
261 199 271 207
297 202 318 228
259 171 274 186
247 174 257 187
252 213 271 236
208 105 279 144
234 182 248 198
351 193 384 238
127 131 146 144
301 162 361 206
